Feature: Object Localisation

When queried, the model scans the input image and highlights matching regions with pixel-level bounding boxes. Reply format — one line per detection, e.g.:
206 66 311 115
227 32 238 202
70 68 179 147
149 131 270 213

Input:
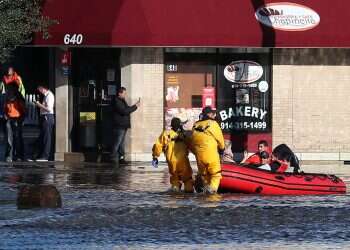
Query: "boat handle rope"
328 175 340 183
275 175 285 181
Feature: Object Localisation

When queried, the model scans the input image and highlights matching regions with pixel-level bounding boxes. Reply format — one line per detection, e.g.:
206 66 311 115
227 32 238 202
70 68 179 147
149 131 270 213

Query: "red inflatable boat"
219 163 346 195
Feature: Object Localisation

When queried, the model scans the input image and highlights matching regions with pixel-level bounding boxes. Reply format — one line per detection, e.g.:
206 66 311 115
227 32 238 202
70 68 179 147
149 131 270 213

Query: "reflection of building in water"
3 172 55 185
66 172 125 186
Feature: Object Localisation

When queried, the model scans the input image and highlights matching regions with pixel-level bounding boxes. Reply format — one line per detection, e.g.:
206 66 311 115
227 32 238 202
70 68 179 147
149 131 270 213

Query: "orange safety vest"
4 99 25 118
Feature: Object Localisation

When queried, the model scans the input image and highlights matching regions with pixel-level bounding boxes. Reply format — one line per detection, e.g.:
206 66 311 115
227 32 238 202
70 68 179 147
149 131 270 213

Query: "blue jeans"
5 118 24 161
111 128 127 162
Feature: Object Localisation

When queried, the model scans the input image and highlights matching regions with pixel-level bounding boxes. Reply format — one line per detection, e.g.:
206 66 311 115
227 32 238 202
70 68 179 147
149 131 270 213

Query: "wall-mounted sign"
166 64 178 72
255 3 320 31
63 34 84 45
224 60 263 83
258 81 269 93
202 86 216 108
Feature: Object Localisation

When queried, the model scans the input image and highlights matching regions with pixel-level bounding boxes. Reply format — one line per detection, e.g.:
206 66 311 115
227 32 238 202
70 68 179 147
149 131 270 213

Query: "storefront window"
164 54 216 130
164 50 272 155
217 53 272 133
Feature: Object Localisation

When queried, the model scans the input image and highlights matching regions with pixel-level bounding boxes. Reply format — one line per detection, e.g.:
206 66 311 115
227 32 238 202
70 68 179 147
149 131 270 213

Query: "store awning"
33 0 350 47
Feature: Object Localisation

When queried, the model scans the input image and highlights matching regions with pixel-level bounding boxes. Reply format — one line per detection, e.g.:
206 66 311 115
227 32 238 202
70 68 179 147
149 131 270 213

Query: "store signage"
224 60 263 83
258 81 269 93
219 106 268 130
202 87 216 108
255 3 320 31
217 56 271 133
63 34 84 45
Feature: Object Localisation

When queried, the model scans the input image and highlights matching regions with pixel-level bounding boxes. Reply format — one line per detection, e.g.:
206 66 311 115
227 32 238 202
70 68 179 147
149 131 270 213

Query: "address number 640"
63 34 83 45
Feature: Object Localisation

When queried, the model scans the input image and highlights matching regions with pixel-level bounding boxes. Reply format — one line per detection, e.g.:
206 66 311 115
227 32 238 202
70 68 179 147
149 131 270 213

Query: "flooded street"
0 163 350 250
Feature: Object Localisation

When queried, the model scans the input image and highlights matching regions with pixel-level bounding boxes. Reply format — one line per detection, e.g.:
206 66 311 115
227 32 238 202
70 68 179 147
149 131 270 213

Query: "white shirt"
40 90 55 115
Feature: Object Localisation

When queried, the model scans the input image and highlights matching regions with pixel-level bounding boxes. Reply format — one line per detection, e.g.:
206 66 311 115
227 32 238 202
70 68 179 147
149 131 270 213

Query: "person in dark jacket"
111 87 140 164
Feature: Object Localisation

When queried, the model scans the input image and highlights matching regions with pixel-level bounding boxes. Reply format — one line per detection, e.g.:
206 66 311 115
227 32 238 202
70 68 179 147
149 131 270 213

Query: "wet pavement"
0 161 350 249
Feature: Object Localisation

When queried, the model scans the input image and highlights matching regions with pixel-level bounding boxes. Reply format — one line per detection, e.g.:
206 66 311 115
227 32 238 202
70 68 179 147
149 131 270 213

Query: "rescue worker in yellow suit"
152 117 194 193
191 106 225 194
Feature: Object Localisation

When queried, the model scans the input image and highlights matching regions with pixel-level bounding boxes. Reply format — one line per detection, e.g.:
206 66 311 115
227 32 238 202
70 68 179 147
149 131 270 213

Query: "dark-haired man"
34 85 55 161
111 87 140 164
241 140 270 165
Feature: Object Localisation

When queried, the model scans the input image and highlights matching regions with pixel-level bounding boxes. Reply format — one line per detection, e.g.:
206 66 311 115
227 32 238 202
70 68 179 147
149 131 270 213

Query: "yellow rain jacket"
152 129 193 192
191 119 225 192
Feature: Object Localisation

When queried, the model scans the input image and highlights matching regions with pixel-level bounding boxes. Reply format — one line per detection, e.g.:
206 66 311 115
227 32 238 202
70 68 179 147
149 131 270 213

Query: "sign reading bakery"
255 2 320 31
216 55 271 133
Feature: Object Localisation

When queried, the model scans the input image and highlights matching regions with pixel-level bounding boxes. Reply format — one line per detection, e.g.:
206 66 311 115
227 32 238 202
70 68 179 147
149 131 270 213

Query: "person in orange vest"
1 67 26 162
152 117 194 193
241 140 270 165
1 67 25 99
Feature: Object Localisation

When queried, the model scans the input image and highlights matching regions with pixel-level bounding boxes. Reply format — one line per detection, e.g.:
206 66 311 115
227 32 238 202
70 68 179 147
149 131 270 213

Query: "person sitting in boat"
191 106 225 194
254 144 300 174
255 151 272 170
269 144 300 173
240 140 270 165
152 117 194 193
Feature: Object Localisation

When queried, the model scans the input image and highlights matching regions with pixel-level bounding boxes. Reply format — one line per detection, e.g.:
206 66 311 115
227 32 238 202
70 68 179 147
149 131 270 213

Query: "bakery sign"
255 2 320 31
224 60 263 84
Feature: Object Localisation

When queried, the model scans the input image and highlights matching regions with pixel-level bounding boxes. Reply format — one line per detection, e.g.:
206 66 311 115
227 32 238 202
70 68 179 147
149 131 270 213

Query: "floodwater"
0 163 350 250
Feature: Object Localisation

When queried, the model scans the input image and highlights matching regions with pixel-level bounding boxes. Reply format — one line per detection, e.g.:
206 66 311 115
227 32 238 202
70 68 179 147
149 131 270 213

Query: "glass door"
71 48 120 161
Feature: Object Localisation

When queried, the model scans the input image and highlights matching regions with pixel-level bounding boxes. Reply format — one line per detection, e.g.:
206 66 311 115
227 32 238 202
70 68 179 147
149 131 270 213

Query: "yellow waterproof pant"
196 158 222 192
168 159 194 193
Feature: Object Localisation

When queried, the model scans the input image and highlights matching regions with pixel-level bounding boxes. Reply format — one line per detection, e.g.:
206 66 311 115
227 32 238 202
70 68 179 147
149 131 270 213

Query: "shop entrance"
217 52 272 161
71 48 120 161
164 49 272 162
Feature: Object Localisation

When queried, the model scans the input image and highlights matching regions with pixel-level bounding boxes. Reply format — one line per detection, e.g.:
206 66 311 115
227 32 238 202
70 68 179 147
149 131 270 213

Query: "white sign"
64 34 84 45
224 60 263 83
258 81 269 93
255 3 320 31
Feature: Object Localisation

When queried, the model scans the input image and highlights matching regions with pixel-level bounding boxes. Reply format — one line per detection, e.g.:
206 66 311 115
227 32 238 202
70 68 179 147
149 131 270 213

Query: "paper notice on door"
108 85 117 96
107 69 115 82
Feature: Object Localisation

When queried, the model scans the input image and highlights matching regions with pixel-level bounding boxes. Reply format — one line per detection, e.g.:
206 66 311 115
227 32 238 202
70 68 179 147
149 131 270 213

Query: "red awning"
34 0 350 47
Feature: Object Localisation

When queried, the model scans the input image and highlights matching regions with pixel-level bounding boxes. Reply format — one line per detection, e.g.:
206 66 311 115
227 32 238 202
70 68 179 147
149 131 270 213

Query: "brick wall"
273 49 350 160
120 48 164 161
